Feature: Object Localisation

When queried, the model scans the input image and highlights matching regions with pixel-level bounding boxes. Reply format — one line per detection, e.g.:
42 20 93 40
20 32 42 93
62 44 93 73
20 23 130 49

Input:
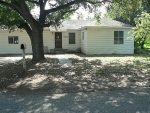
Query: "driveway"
0 55 22 65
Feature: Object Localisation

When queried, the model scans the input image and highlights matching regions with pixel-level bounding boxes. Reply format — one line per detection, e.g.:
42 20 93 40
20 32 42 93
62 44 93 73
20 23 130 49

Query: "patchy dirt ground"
0 54 150 94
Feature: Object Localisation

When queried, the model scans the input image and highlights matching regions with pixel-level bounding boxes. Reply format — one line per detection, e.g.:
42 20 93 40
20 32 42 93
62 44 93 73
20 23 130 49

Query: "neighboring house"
0 18 134 54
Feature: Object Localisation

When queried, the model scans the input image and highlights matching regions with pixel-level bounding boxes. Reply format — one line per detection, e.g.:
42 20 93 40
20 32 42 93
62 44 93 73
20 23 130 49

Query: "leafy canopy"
0 0 111 61
106 0 150 49
132 11 150 48
0 5 24 29
133 11 150 39
106 0 150 25
0 0 108 30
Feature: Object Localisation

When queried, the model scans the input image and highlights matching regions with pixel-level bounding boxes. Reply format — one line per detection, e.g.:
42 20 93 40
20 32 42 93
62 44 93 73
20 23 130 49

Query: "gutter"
79 26 134 30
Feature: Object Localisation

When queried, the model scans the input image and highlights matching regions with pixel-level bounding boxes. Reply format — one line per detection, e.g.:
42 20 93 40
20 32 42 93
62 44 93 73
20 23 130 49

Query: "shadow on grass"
0 55 150 94
73 53 150 58
0 87 150 113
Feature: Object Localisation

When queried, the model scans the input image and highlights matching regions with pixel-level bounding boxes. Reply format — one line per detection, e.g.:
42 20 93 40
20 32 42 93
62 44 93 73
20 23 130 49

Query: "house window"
69 33 75 44
8 36 19 44
114 31 124 44
82 32 84 40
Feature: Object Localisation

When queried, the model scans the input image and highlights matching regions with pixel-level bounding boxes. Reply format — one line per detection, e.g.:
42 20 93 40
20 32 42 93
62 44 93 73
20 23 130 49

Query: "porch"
50 48 68 54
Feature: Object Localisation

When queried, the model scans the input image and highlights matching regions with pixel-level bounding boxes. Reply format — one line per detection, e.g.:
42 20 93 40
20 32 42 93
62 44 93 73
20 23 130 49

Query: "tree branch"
39 0 48 25
0 1 23 17
25 0 40 5
0 1 14 9
45 0 78 15
18 22 32 32
45 0 111 15
43 0 48 7
44 21 53 27
19 0 41 30
44 7 79 28
60 8 79 18
86 0 111 5
18 22 33 40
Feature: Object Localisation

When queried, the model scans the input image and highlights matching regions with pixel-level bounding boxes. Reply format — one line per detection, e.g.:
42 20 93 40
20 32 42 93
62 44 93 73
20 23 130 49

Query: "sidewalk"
56 54 72 67
0 56 22 64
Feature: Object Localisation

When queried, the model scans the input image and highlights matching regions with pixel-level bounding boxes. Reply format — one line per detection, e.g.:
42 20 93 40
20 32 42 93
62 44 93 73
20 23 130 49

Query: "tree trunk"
30 29 45 61
141 41 145 49
140 37 146 50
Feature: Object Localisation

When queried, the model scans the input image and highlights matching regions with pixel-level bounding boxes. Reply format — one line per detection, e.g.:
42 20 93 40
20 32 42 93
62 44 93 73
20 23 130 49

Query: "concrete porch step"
50 48 68 54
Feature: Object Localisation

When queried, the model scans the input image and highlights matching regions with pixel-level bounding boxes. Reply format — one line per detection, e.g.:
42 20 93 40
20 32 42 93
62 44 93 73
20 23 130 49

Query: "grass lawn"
1 54 150 79
66 54 150 76
0 54 150 94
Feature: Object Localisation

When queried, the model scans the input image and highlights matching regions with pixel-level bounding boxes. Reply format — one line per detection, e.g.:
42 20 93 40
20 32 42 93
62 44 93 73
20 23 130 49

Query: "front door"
55 32 62 48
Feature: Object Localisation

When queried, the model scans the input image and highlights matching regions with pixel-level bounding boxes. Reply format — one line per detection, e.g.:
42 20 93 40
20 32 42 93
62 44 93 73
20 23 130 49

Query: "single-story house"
0 18 134 54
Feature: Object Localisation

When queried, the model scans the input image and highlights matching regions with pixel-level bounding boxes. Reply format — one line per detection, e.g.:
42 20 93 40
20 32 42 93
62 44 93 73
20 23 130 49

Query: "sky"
31 3 107 20
70 6 107 20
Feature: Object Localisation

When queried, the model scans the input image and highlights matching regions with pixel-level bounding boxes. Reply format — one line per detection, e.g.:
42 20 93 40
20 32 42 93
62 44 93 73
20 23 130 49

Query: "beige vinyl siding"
0 30 32 54
43 31 54 53
0 30 81 54
62 30 81 51
81 30 88 54
0 30 55 54
86 28 134 54
0 28 134 55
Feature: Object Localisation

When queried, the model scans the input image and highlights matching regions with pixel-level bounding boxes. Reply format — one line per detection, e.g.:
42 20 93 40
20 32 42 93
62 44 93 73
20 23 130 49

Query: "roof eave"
49 28 67 31
80 26 134 30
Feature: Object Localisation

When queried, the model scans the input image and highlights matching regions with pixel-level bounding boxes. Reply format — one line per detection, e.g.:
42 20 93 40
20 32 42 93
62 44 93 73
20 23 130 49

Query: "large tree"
106 0 150 49
132 11 150 49
106 0 150 25
0 0 110 61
